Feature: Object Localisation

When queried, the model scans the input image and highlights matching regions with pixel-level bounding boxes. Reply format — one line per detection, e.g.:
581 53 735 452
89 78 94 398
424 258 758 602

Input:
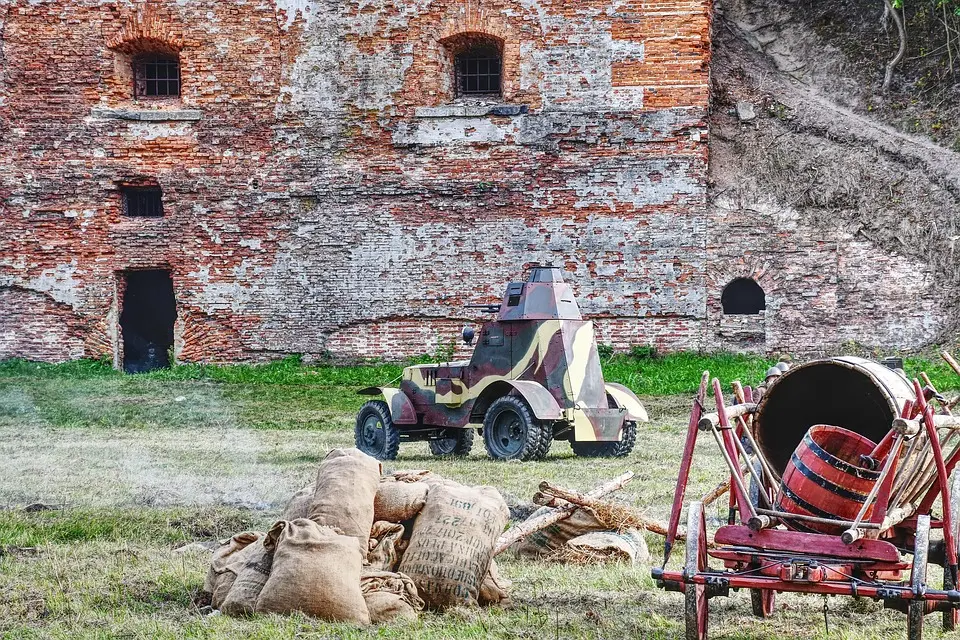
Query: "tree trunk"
882 0 907 92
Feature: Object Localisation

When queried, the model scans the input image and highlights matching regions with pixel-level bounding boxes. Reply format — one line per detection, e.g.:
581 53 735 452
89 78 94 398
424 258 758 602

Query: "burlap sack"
309 448 381 548
220 538 273 616
374 481 428 523
389 469 435 483
513 506 607 557
562 529 650 565
280 482 316 521
368 521 406 571
204 531 263 609
361 570 424 624
256 518 370 624
478 559 512 607
398 483 509 610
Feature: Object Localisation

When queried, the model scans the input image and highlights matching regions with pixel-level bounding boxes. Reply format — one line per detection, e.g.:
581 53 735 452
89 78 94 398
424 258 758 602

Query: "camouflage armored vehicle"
355 266 648 461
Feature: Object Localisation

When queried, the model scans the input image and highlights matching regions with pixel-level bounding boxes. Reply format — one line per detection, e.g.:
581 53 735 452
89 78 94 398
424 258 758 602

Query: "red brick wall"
2 0 716 364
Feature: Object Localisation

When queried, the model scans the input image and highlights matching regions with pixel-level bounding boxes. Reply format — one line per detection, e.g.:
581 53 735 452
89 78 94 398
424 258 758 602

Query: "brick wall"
1 0 939 364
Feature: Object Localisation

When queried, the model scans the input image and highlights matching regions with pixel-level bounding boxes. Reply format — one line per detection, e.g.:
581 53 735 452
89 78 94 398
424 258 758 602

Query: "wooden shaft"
849 434 903 528
727 417 772 509
892 418 922 437
708 420 758 521
747 514 777 532
943 351 960 378
697 403 758 431
712 379 755 524
739 418 781 485
665 371 711 562
754 508 881 530
932 415 960 430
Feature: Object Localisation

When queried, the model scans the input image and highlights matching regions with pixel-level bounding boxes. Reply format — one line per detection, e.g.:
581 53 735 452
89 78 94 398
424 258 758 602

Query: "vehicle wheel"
355 400 400 461
909 515 931 640
482 396 551 461
750 587 775 618
746 459 775 618
429 429 475 457
570 420 637 458
685 501 709 640
946 471 960 631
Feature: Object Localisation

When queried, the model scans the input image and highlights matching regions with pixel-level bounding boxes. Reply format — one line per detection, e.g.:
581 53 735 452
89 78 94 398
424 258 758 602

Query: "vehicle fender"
357 387 418 424
503 380 564 420
605 383 649 423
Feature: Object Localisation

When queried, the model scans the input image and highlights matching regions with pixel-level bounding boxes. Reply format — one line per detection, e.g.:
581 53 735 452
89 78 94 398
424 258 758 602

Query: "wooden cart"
652 353 960 639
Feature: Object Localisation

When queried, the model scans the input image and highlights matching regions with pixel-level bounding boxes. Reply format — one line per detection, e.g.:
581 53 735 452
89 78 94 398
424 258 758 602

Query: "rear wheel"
750 587 776 618
482 396 551 461
908 515 930 640
355 400 400 461
570 421 637 458
429 429 475 457
945 471 960 631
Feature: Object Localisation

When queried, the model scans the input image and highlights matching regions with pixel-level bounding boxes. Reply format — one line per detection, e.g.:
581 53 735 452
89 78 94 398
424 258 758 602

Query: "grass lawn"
1 353 959 639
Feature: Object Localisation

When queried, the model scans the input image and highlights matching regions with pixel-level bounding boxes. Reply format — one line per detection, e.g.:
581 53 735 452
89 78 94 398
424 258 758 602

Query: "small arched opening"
721 278 766 315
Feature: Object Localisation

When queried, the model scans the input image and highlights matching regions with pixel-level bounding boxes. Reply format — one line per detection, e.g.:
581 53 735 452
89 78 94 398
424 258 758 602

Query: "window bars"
134 55 180 98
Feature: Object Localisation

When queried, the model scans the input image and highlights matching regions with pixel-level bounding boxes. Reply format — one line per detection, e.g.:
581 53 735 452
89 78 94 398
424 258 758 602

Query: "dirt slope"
710 0 960 346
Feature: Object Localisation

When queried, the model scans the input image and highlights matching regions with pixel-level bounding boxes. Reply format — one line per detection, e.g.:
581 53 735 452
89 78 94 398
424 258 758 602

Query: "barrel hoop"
803 432 882 481
790 452 872 501
779 482 851 522
780 517 820 534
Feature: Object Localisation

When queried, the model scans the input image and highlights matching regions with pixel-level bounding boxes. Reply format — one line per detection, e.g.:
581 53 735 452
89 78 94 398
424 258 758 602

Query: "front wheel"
482 396 552 461
429 429 475 457
355 400 400 461
685 501 709 640
570 421 637 458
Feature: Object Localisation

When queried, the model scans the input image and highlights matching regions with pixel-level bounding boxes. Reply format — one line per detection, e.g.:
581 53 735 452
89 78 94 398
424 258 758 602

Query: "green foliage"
596 343 614 360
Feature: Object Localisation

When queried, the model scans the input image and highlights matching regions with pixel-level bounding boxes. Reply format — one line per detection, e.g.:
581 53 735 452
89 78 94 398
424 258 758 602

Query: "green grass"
0 508 258 547
1 353 960 638
3 351 956 398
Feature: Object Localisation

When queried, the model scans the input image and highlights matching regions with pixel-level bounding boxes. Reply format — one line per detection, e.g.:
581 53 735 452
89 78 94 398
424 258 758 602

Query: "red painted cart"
652 353 960 639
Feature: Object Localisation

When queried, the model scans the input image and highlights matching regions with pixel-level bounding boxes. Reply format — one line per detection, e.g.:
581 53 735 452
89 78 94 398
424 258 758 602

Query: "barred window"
455 43 502 97
134 54 180 98
122 186 164 218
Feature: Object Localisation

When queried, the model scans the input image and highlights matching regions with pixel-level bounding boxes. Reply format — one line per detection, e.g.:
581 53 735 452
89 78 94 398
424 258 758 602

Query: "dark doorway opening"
121 270 176 373
721 278 766 315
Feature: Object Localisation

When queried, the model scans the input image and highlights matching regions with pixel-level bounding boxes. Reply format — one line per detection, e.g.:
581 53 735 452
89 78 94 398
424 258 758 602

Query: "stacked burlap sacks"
203 451 512 625
514 505 650 565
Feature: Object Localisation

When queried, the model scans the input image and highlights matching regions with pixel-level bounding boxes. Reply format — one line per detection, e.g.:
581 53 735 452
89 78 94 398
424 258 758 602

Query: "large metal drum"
754 357 915 476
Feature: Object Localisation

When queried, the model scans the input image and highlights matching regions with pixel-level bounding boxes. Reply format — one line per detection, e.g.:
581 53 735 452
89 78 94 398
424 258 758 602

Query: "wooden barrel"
774 425 881 535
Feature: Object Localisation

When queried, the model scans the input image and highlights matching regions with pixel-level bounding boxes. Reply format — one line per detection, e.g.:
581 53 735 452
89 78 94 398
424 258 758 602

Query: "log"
697 403 757 431
493 471 633 555
701 478 731 507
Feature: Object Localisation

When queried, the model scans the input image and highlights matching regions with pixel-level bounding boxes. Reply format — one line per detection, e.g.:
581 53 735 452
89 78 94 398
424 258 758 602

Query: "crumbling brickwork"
0 0 715 364
1 0 939 364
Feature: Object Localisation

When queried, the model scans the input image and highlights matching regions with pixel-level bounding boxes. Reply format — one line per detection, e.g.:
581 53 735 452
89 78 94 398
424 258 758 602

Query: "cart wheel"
945 471 960 631
685 501 709 640
909 515 930 640
750 588 775 618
